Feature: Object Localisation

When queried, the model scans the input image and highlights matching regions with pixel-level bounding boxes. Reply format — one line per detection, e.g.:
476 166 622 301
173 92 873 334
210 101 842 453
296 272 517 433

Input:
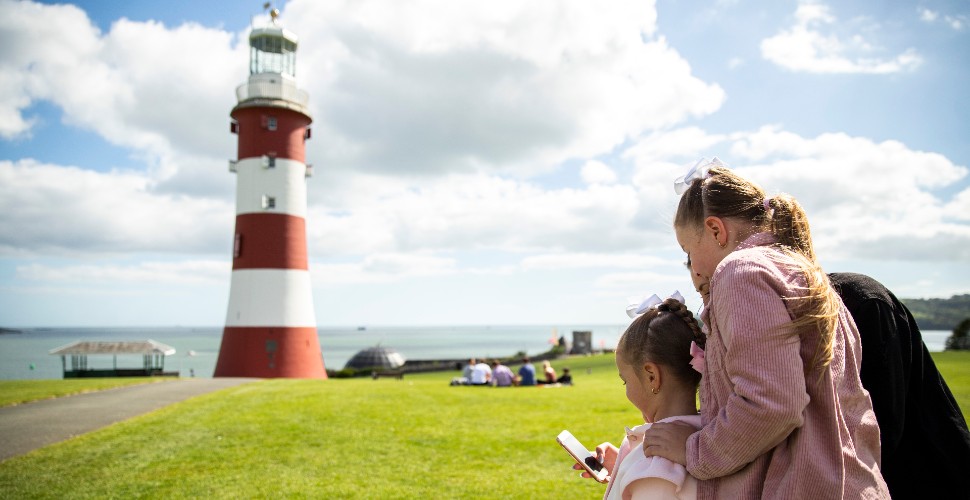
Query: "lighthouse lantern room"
214 8 327 378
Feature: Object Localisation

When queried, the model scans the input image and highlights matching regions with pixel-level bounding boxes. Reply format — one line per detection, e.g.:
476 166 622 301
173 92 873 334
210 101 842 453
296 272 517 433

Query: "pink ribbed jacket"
686 233 889 499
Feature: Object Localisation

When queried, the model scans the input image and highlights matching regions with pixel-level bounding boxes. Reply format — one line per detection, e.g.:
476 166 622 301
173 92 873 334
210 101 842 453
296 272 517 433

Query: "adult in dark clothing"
829 272 970 499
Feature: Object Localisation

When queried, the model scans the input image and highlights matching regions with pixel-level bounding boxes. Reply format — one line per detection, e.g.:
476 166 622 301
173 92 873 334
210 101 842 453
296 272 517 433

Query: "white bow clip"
673 157 726 195
626 291 685 318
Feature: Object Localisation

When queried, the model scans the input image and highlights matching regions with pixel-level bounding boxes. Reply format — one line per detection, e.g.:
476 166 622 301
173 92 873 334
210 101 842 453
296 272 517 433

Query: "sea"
0 325 628 380
0 326 952 380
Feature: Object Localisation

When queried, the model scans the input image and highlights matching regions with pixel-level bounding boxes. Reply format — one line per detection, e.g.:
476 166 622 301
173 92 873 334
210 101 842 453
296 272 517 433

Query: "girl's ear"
704 216 727 248
643 362 660 382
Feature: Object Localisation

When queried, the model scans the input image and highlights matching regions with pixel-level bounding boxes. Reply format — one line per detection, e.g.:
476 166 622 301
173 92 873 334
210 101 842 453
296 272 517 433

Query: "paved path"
0 378 257 462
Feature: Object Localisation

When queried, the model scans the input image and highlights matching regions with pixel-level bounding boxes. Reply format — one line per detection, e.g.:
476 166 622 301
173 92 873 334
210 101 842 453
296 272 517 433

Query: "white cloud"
0 1 96 139
944 188 970 222
0 1 241 152
310 253 459 285
284 0 724 175
947 16 966 30
918 7 966 30
625 126 970 261
594 270 690 295
919 8 939 23
520 252 671 271
12 120 959 279
1 0 967 326
580 160 617 185
0 0 725 241
623 126 730 165
306 172 644 256
0 159 234 256
622 128 735 236
0 0 241 201
761 1 922 74
301 123 970 285
16 260 228 285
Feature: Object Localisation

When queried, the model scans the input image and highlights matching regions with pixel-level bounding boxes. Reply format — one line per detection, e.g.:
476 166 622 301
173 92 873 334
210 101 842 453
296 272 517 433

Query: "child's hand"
641 422 695 465
571 442 618 479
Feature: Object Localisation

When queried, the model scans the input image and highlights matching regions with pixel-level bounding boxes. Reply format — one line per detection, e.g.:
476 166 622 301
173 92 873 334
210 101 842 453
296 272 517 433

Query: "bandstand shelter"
49 340 178 378
344 346 406 371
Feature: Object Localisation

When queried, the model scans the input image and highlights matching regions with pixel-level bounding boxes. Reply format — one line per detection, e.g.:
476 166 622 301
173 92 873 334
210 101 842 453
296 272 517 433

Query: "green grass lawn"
0 352 967 498
0 378 165 408
929 351 970 417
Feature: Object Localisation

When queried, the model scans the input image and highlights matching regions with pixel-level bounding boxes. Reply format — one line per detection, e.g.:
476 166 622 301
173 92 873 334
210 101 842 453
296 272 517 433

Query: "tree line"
900 294 970 331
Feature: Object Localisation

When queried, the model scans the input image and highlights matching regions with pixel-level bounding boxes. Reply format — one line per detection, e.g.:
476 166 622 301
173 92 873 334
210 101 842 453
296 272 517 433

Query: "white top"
604 415 702 500
470 362 492 384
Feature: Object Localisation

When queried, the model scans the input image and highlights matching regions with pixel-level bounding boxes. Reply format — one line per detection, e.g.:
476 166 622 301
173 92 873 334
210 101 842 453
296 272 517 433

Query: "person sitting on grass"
556 367 573 385
541 360 557 384
469 359 492 386
539 366 575 386
491 360 515 387
450 358 477 386
518 357 536 386
572 294 705 499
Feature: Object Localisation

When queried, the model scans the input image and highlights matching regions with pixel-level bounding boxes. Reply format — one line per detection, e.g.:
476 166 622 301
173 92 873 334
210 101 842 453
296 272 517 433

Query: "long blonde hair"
674 165 840 375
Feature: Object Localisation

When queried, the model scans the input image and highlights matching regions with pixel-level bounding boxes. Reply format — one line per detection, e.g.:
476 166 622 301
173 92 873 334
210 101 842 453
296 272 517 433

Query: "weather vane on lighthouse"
214 5 328 378
263 2 280 23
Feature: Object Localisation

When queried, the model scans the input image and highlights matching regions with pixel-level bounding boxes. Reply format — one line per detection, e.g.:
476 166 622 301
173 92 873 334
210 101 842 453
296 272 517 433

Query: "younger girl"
575 296 706 499
642 160 888 498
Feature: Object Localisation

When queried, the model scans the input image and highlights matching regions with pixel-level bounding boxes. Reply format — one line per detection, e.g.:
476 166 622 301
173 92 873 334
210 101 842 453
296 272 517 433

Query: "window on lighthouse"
250 35 297 78
262 195 276 210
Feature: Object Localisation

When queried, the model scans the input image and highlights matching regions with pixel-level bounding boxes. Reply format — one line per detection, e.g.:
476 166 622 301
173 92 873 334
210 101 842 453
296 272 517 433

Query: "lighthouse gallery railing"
235 80 309 107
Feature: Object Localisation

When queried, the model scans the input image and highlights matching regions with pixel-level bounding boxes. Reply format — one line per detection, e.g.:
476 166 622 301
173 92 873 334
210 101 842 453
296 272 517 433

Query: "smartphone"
556 430 609 483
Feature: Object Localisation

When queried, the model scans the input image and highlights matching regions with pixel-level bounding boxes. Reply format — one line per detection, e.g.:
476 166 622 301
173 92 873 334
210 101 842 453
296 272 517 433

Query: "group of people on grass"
452 358 572 387
570 158 970 499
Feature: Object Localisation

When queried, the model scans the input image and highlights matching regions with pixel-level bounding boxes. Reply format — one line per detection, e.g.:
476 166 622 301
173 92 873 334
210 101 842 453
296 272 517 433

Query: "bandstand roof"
344 346 406 370
49 340 176 356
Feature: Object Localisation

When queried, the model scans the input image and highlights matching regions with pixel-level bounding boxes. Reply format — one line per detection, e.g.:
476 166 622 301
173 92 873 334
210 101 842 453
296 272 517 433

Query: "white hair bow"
626 291 685 318
673 157 726 195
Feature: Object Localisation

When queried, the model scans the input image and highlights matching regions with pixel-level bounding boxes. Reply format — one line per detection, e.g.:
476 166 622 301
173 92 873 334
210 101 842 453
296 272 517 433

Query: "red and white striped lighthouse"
214 9 327 378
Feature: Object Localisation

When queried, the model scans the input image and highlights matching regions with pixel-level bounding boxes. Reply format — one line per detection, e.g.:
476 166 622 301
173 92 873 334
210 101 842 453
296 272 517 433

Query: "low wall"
64 369 179 378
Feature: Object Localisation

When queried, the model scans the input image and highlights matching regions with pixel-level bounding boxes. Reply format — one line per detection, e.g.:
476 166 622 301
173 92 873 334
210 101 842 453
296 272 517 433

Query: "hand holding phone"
557 430 609 483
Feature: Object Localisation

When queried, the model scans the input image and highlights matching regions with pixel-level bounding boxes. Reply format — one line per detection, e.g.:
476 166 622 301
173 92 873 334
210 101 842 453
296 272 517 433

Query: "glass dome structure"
344 346 407 370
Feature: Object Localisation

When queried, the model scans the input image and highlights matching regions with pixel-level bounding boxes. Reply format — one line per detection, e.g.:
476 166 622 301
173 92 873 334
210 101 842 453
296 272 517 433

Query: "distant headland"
902 294 970 331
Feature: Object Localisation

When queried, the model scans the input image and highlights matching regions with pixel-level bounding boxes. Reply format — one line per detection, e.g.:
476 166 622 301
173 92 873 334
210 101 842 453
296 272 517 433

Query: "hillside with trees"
900 294 970 331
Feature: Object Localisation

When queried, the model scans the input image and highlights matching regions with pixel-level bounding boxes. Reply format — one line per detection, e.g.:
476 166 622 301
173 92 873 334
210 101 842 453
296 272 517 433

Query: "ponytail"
764 194 839 375
764 194 816 262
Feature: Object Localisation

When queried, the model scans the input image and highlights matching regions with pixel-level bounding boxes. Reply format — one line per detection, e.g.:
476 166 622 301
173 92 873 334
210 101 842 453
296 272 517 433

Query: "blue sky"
0 0 968 327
